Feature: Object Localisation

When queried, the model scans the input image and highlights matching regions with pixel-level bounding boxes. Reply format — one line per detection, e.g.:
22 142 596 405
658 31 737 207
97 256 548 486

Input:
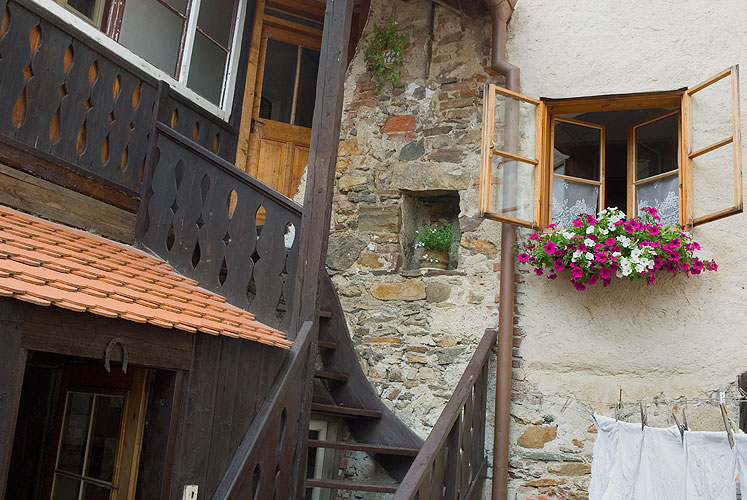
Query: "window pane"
187 32 228 105
119 0 184 76
490 158 535 222
636 114 679 179
260 39 298 124
66 0 100 22
636 174 679 225
294 48 319 128
52 474 82 500
553 121 601 181
493 93 537 161
690 74 733 153
163 0 188 15
197 0 236 48
552 176 599 228
692 145 735 220
86 395 124 482
82 482 111 500
58 393 93 475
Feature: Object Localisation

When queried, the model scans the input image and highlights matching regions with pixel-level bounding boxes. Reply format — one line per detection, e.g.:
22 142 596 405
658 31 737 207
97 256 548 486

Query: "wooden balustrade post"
288 0 353 497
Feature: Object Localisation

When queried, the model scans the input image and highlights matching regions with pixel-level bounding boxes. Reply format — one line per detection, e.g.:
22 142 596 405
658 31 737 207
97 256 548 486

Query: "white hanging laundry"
601 421 644 500
684 431 736 500
589 414 620 500
734 434 747 496
634 425 685 500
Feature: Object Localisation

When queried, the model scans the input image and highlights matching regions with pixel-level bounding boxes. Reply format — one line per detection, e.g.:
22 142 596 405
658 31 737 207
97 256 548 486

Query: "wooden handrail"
211 320 314 500
394 328 497 500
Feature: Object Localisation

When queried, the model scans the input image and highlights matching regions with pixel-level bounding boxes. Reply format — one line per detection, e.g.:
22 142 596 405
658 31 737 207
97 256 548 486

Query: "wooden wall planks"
0 298 26 500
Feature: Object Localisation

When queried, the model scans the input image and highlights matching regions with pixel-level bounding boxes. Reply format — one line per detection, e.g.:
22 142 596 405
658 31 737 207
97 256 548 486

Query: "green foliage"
415 224 454 253
360 18 406 90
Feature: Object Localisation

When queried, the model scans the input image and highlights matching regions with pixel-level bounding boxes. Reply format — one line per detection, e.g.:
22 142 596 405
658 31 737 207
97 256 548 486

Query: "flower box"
515 207 717 291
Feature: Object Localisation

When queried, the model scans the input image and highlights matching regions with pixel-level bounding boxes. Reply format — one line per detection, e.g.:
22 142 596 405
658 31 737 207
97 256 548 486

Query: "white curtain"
552 177 599 228
637 175 679 225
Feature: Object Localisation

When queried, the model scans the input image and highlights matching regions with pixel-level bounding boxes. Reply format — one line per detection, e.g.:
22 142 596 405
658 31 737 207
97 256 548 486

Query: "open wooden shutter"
683 66 742 226
480 85 545 228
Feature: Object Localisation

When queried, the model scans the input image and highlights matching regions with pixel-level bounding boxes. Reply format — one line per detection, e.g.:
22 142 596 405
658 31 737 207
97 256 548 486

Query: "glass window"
51 392 124 500
61 0 243 108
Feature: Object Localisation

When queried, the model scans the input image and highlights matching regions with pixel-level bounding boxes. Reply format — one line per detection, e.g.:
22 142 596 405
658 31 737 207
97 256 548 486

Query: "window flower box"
515 207 717 291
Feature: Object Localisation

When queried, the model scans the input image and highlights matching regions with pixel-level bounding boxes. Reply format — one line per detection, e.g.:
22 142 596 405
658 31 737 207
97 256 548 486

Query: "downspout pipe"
484 1 519 499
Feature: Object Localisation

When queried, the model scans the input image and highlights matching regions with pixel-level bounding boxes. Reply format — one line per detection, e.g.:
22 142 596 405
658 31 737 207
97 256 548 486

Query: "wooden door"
246 11 322 199
45 365 148 500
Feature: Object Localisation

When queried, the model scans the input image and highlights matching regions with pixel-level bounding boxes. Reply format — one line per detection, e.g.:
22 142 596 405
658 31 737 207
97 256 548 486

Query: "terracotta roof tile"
0 205 291 350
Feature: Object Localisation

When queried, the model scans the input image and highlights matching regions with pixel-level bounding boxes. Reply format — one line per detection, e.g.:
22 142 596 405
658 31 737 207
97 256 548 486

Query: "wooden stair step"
314 370 348 382
306 478 399 493
317 340 337 350
308 439 419 456
311 402 382 419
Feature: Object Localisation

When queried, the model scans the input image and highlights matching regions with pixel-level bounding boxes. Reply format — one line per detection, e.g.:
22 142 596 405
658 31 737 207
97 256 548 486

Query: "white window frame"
31 0 248 121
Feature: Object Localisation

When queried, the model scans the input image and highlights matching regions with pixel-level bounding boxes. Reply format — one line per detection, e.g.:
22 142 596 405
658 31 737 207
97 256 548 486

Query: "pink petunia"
649 226 660 236
679 261 690 272
544 241 557 254
571 266 583 278
534 267 544 276
602 278 611 287
547 273 558 280
586 215 597 226
595 252 607 263
529 232 538 240
599 267 611 279
605 237 615 247
517 252 530 262
647 273 656 285
588 274 599 285
554 259 565 272
572 218 584 228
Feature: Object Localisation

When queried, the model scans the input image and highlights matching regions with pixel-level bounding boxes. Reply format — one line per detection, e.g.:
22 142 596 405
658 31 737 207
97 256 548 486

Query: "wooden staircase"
303 273 425 495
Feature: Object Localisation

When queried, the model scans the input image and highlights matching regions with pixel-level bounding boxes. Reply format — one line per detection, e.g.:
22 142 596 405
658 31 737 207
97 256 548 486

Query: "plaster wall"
508 0 747 404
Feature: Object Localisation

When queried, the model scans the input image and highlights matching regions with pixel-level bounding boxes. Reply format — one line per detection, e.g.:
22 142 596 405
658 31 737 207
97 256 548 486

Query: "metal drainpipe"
484 1 519 499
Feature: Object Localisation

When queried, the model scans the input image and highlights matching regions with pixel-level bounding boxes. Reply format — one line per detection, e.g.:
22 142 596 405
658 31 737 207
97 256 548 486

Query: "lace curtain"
637 175 679 225
552 177 599 228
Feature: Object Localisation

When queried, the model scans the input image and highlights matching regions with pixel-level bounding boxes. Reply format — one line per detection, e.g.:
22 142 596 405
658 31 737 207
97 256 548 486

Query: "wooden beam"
0 298 26 499
288 0 353 496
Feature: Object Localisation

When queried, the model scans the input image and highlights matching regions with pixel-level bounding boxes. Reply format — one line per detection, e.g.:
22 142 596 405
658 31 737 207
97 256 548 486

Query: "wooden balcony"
0 0 303 330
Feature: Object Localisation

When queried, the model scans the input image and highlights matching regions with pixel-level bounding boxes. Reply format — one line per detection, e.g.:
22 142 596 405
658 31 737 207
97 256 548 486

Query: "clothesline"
512 392 747 420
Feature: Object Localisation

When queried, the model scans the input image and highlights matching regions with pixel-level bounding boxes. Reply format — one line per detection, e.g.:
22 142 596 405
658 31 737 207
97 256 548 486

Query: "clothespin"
616 389 622 421
719 402 735 449
672 410 685 443
640 401 647 431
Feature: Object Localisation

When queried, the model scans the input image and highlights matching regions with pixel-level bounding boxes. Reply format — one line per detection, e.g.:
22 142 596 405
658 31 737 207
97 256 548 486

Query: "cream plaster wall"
507 0 747 403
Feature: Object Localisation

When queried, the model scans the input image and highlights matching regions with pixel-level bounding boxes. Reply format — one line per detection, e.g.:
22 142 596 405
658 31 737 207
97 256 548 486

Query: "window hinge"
489 140 496 156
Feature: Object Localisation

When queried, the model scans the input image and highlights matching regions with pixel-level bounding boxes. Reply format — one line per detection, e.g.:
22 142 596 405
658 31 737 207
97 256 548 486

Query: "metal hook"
640 401 646 431
672 410 685 443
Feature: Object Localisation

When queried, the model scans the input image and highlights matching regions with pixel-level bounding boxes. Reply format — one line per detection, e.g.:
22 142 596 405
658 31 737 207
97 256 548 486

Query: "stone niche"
401 190 461 271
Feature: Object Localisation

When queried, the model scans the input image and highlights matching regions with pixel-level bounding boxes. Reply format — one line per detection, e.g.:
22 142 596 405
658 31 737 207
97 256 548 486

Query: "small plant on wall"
361 18 406 90
415 224 454 270
515 207 717 291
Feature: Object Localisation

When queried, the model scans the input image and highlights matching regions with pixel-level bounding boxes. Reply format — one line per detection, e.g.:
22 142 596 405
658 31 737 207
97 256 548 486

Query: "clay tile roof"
0 205 291 350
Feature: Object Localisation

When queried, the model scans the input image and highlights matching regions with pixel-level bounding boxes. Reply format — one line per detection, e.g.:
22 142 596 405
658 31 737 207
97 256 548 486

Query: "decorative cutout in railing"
394 329 496 500
163 90 237 163
139 123 301 331
0 0 159 193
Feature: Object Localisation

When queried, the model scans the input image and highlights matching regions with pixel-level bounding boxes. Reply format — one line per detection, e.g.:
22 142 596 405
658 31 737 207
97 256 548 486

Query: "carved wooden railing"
394 329 496 500
137 123 301 330
211 320 314 500
0 0 238 198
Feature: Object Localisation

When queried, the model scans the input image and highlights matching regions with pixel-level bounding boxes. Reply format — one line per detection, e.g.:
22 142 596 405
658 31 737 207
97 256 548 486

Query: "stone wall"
322 0 747 499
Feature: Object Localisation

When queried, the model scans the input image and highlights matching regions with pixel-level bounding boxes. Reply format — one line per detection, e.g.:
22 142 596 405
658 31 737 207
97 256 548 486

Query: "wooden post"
0 299 26 498
289 0 353 496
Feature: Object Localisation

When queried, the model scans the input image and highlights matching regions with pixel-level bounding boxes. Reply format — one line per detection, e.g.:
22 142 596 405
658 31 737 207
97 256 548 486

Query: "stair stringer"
317 273 424 482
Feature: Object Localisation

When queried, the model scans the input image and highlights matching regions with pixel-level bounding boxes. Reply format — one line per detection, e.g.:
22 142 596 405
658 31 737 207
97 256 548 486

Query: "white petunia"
584 238 595 247
586 252 595 261
586 226 595 234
